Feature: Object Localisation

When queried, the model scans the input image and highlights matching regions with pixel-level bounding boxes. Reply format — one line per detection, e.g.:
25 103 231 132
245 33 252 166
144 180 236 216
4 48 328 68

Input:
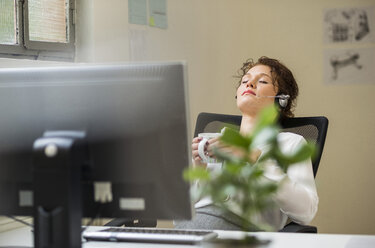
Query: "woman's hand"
192 136 262 166
191 137 205 166
207 139 262 164
191 136 221 166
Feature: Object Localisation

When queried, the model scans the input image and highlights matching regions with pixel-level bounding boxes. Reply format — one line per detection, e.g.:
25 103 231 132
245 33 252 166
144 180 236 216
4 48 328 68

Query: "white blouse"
194 132 319 231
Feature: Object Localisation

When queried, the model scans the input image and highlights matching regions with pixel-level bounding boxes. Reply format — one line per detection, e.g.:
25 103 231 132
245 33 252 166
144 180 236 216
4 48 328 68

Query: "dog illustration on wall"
330 53 363 80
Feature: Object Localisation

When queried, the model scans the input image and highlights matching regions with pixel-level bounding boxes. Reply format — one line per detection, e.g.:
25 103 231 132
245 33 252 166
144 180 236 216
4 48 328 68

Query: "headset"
236 94 290 108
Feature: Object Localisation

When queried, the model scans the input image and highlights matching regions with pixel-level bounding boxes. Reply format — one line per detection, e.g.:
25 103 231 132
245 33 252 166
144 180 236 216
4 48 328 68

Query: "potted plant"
183 105 315 246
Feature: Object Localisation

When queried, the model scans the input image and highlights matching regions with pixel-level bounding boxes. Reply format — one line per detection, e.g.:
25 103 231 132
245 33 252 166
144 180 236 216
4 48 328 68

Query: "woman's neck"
239 114 257 135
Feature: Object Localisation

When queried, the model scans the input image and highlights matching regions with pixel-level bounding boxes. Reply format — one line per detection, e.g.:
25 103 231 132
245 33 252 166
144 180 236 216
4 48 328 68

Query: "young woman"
176 57 318 231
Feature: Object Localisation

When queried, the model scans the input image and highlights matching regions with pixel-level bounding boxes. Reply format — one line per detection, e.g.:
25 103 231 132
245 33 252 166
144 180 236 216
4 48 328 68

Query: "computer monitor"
0 62 192 248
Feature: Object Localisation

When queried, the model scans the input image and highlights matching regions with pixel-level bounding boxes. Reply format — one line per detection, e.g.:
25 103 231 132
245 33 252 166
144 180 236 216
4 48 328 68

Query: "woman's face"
236 64 278 116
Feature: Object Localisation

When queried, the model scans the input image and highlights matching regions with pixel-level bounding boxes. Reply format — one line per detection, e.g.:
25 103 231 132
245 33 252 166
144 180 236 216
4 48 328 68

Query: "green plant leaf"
252 105 279 135
274 142 316 171
183 167 210 181
224 162 243 175
220 127 251 149
250 126 279 150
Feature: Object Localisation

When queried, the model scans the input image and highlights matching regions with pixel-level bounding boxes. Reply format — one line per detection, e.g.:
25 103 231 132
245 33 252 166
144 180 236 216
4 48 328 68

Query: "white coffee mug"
197 132 222 163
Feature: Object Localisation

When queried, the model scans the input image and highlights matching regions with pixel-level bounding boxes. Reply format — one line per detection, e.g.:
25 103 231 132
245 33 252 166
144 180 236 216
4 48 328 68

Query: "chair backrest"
194 112 328 177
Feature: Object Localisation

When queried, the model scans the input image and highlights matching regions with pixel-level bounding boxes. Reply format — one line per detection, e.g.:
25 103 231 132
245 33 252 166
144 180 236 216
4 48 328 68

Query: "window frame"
0 0 75 61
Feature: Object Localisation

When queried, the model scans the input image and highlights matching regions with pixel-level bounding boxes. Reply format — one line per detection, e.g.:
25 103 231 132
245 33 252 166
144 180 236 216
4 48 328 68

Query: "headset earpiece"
278 98 287 108
276 94 289 108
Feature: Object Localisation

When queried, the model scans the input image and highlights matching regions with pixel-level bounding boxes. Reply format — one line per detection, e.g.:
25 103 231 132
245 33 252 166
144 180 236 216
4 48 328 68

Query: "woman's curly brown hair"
236 56 299 118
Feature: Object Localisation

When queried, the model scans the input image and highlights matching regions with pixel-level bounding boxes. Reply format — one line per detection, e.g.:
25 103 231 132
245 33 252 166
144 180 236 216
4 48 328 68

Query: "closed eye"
242 80 248 84
258 80 269 84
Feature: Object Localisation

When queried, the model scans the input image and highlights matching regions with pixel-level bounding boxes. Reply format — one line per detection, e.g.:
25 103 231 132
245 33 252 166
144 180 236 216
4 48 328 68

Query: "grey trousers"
174 205 244 231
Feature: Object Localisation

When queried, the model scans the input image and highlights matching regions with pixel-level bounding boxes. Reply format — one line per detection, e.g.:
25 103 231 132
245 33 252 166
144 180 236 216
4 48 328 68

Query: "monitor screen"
0 62 192 246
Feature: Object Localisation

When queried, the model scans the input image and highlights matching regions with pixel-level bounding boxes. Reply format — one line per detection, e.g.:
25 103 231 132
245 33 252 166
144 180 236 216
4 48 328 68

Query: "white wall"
0 0 374 234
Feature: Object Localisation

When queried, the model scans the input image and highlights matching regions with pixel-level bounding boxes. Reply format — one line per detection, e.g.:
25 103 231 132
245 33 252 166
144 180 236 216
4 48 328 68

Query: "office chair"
194 112 328 233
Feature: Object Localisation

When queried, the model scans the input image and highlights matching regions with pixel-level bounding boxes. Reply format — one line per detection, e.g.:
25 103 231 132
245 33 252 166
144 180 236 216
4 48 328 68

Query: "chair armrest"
279 222 317 233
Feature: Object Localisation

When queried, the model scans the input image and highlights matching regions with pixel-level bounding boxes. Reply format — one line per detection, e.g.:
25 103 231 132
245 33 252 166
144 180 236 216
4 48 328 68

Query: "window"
0 0 75 61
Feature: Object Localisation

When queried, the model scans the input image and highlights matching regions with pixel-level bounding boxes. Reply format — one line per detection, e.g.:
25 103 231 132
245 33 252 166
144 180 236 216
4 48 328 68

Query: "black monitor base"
33 131 88 248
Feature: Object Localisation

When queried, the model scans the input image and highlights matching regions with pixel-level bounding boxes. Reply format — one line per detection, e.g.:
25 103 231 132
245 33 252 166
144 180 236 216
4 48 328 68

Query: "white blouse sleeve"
261 133 319 225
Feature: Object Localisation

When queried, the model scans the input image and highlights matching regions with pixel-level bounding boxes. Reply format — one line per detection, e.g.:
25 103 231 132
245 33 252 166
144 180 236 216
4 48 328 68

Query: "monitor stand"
33 131 88 248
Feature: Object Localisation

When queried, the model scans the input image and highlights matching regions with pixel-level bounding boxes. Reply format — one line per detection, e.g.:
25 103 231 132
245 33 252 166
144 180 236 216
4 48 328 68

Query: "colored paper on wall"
148 0 167 29
128 0 147 25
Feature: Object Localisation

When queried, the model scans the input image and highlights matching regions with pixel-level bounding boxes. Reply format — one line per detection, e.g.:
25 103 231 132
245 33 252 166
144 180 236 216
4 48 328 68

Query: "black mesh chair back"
194 113 328 177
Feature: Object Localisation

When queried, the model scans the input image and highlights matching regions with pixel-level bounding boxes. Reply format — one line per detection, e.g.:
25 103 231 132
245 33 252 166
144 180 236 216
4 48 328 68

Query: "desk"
1 226 374 248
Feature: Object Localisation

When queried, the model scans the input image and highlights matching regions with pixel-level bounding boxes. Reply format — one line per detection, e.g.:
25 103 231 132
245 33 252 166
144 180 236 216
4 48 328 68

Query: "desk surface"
1 226 374 248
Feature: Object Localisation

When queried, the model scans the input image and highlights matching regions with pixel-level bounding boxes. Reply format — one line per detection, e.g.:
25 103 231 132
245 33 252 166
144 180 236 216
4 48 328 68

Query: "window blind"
0 0 16 45
28 0 68 43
